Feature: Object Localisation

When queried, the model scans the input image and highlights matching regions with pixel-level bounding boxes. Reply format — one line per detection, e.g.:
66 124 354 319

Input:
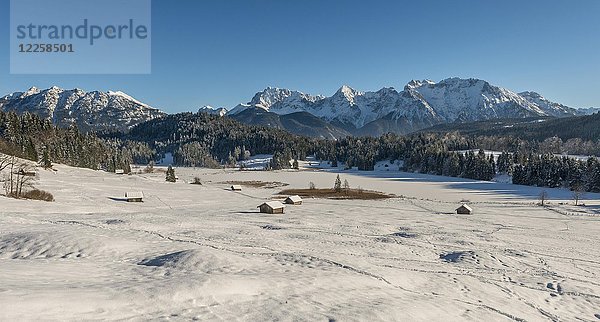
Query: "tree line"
3 109 600 194
0 111 151 173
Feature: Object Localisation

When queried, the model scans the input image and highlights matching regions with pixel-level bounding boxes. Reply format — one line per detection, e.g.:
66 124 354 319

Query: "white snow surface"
1 163 600 321
237 154 273 170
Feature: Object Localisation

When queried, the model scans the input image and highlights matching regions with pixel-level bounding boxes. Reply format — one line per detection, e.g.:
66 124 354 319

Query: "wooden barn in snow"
285 195 303 205
258 201 285 214
456 204 473 215
125 192 144 202
231 185 242 191
17 169 37 177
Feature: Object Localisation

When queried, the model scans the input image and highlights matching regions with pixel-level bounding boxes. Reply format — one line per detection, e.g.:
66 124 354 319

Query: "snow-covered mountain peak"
375 87 400 97
249 87 295 108
336 84 360 95
406 77 547 120
432 78 492 92
224 77 586 135
519 91 578 117
0 87 165 132
3 77 586 138
226 87 325 116
519 91 543 100
107 90 153 109
22 86 42 98
198 105 227 117
405 79 436 90
440 77 482 84
332 85 363 106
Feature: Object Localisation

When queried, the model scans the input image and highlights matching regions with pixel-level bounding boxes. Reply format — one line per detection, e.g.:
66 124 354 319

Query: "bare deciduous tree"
343 179 350 195
0 155 15 193
539 189 548 206
2 158 38 199
0 154 13 172
572 184 586 206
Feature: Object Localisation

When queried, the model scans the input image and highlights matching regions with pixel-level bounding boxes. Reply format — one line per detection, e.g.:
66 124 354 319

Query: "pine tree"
270 152 283 170
227 152 236 166
344 159 353 170
25 138 38 161
166 165 176 182
331 159 338 168
497 152 510 173
334 174 342 193
145 161 154 173
41 148 52 169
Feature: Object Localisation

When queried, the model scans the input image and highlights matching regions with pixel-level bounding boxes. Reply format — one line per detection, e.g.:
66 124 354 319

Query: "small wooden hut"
258 201 285 214
284 195 303 205
231 185 242 191
17 169 37 176
125 192 144 202
456 204 473 215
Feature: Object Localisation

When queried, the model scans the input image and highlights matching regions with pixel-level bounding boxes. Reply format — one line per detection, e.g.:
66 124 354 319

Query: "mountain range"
0 78 596 137
226 78 594 137
0 86 165 132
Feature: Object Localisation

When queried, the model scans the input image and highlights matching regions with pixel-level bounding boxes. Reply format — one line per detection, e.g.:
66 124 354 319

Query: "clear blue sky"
1 0 599 112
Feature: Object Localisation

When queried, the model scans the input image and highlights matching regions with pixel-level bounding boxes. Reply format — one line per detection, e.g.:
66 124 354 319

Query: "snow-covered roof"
286 195 302 203
258 201 285 209
231 185 243 190
125 192 143 199
457 204 472 211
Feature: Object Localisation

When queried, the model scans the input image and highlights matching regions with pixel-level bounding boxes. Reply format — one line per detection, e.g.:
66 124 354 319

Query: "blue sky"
1 0 599 112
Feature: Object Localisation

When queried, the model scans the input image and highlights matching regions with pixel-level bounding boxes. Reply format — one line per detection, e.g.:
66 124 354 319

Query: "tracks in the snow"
43 218 409 292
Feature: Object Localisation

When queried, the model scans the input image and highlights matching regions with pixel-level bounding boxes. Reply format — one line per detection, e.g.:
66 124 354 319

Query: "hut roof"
457 204 472 211
258 201 285 210
125 192 144 199
286 195 303 203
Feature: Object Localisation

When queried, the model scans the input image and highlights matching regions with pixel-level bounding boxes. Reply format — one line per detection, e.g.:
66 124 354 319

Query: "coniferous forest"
2 110 600 193
0 111 152 173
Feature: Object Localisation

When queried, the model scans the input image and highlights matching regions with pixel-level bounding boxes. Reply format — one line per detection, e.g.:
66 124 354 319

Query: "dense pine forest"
423 114 600 155
111 112 316 168
313 134 600 191
0 111 152 173
2 110 600 193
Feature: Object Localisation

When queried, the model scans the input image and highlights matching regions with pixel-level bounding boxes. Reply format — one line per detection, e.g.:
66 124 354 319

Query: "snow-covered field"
1 164 600 321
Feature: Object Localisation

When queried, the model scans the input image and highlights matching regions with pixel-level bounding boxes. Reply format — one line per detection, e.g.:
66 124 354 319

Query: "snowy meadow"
1 163 600 321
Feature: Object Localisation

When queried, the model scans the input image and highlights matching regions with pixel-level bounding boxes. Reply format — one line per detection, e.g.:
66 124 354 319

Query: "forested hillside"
422 113 600 155
3 109 600 194
112 112 316 168
0 111 152 172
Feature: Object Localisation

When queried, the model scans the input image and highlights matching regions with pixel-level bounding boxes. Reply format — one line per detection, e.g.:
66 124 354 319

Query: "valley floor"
1 165 600 321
